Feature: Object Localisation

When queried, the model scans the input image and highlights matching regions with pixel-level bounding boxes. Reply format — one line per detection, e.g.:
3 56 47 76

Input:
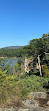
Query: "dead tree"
38 55 42 76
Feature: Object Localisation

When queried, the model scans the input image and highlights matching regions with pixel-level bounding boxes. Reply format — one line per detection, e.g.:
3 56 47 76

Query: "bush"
21 88 29 97
42 64 49 77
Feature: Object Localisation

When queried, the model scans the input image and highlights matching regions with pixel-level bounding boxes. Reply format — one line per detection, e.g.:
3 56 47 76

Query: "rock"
18 107 49 111
0 108 3 111
0 92 49 111
47 101 49 106
30 92 47 99
4 107 18 111
22 99 38 108
18 108 30 111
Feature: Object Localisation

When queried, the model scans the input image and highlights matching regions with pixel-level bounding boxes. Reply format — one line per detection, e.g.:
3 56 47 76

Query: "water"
2 58 25 67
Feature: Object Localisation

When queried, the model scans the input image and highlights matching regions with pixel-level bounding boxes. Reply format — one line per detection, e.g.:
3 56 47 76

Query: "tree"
15 60 24 80
28 33 49 76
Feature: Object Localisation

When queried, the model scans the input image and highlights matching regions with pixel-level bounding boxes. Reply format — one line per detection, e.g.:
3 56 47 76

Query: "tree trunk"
38 55 42 76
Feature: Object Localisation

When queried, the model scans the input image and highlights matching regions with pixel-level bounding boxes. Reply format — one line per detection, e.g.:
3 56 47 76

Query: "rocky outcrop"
0 92 49 111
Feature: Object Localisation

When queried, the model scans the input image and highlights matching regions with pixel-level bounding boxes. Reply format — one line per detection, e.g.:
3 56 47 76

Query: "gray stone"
47 101 49 106
18 108 30 111
0 108 3 111
30 92 47 99
3 107 18 111
22 99 38 108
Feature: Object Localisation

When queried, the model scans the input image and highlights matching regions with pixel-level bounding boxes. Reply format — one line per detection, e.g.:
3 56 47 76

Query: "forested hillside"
0 48 23 57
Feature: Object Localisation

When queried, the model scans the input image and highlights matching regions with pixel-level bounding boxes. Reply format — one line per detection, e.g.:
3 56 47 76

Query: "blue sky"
0 0 49 48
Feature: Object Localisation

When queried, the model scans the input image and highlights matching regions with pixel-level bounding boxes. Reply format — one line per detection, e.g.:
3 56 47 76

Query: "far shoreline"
0 57 25 59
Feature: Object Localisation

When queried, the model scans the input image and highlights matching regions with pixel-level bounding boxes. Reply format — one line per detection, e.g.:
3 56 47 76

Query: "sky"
0 0 49 48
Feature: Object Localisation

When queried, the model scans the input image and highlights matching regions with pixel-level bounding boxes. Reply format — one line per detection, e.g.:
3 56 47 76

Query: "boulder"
22 99 38 108
47 101 49 106
30 92 47 99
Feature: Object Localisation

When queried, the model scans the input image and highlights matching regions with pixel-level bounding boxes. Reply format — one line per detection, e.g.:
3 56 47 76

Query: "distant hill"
1 46 24 49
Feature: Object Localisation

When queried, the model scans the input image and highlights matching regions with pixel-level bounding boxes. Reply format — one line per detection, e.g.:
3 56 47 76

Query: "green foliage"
14 60 24 80
0 69 19 103
0 48 23 57
21 88 29 97
17 74 49 94
42 64 49 77
17 60 24 66
15 60 23 73
0 66 49 103
2 64 11 71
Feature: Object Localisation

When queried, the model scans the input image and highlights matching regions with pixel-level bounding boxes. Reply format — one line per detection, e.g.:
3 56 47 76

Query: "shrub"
21 88 29 97
42 64 49 77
